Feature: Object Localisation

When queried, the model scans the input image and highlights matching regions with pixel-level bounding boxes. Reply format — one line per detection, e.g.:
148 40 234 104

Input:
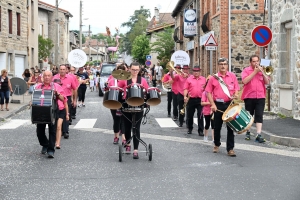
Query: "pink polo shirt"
241 66 268 100
184 75 206 98
108 75 114 82
108 78 118 87
163 73 171 83
173 74 190 95
35 83 67 110
118 77 149 99
68 73 79 89
205 71 240 102
201 91 211 116
53 74 77 97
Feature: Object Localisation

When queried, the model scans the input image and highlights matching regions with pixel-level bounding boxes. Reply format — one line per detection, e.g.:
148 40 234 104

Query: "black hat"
175 64 181 69
192 66 201 71
182 65 190 69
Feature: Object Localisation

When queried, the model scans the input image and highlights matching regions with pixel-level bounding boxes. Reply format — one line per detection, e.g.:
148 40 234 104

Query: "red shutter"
17 13 20 36
8 10 12 34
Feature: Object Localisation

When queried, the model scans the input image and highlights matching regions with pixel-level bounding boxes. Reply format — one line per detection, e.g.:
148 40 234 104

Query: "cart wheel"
119 144 123 162
148 144 152 161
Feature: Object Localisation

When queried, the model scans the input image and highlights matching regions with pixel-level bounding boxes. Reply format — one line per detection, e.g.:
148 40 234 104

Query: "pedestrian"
150 64 156 87
144 71 151 86
22 69 31 95
77 67 89 107
34 70 67 158
183 66 205 135
52 65 58 76
241 55 269 143
154 62 164 86
118 62 149 159
27 69 42 94
162 70 173 117
0 69 13 111
201 76 214 142
205 58 239 157
89 71 95 92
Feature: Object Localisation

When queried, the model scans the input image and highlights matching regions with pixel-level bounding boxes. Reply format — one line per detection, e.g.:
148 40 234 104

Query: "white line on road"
155 118 178 127
74 127 300 158
74 119 97 129
0 120 30 129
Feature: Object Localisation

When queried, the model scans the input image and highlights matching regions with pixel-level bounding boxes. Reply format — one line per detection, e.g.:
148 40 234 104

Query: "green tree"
71 30 86 44
38 35 54 61
150 27 175 68
131 35 150 64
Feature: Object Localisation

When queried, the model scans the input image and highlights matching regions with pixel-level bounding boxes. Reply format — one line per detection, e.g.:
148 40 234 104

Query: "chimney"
154 7 159 23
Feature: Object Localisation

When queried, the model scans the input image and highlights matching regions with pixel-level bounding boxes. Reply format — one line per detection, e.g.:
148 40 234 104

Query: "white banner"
171 50 190 66
68 49 87 68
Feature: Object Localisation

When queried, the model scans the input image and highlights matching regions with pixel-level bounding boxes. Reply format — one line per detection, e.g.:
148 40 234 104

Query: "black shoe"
133 152 139 159
69 121 72 125
47 151 54 158
245 131 251 140
172 117 178 121
255 135 266 143
198 131 204 136
41 146 47 154
187 129 192 134
71 115 76 119
64 132 69 139
179 123 183 127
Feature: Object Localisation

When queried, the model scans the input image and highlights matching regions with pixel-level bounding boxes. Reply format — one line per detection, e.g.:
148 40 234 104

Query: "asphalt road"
0 89 300 200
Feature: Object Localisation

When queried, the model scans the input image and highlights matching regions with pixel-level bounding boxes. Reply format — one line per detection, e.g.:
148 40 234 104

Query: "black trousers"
110 110 122 133
36 123 56 153
122 111 144 150
204 114 214 130
63 96 72 133
177 94 185 124
78 87 87 102
214 102 235 152
167 91 172 115
71 105 76 117
172 92 178 118
244 98 265 123
187 98 204 133
152 79 156 87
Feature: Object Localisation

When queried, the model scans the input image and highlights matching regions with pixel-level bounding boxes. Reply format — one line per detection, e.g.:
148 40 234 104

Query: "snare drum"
222 104 254 134
146 87 161 106
126 83 145 106
31 89 56 124
103 86 123 109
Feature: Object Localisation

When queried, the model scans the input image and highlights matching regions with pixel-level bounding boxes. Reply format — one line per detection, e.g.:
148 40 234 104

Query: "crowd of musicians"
35 54 269 159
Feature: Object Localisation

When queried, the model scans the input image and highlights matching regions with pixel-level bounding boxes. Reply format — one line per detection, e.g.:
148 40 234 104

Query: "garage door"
15 56 25 78
0 53 6 71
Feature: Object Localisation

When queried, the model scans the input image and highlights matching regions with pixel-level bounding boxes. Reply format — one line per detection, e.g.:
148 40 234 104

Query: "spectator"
154 62 164 86
0 69 13 111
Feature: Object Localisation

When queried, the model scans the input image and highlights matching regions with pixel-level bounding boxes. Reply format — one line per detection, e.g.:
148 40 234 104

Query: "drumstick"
216 109 224 113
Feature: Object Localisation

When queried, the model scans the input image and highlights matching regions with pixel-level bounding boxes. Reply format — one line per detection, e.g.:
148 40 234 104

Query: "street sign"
206 46 217 51
251 25 272 47
145 60 152 67
204 34 218 46
146 55 151 60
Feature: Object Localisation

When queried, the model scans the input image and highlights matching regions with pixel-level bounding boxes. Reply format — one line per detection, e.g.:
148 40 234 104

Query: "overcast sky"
41 0 178 35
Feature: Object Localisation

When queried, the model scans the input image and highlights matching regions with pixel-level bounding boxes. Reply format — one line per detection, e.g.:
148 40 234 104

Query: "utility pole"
96 41 99 62
55 0 59 66
79 0 82 49
89 25 91 61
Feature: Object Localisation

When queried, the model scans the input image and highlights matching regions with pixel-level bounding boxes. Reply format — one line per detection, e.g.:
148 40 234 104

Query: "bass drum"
126 83 145 106
103 87 123 110
146 87 161 106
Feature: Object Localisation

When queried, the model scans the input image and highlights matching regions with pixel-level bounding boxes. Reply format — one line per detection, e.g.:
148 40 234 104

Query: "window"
285 22 292 83
17 13 20 36
39 24 43 36
31 0 34 28
8 9 12 34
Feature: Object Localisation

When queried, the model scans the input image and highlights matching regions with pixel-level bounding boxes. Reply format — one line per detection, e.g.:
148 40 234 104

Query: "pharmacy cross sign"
251 25 272 47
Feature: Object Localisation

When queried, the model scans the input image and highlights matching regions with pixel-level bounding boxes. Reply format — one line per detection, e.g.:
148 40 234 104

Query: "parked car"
98 63 116 96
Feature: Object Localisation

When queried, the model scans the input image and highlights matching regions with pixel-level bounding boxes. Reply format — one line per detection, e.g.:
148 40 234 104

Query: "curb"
0 104 29 121
249 126 300 148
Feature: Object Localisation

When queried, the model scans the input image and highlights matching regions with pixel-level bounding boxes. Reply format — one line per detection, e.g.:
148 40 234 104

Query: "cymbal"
112 70 132 80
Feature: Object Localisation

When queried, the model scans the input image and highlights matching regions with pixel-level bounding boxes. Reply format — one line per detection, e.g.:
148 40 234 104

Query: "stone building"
146 7 175 66
38 1 72 66
172 0 266 78
0 0 38 78
69 31 79 50
269 1 300 119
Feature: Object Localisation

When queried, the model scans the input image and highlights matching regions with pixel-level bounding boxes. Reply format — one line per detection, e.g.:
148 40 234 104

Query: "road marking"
75 127 300 158
0 120 30 129
155 118 178 127
194 118 198 125
74 119 97 129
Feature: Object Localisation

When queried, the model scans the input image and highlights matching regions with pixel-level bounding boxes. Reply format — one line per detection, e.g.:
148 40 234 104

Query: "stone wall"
270 0 300 119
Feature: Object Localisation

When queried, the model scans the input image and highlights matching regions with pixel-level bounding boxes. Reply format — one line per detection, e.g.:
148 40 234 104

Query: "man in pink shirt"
69 66 79 119
162 71 173 117
171 65 181 121
35 70 67 158
241 55 269 143
183 66 206 135
53 65 78 139
171 65 190 127
206 58 239 157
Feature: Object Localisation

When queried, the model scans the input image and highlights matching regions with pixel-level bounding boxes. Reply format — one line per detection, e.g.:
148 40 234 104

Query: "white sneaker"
78 104 82 108
82 104 85 107
204 136 208 143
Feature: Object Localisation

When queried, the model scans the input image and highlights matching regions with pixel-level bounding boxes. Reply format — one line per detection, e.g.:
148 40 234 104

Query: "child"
89 72 95 91
201 76 214 143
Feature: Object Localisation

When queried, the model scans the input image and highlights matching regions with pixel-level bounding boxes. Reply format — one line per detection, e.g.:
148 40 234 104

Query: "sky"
41 0 179 35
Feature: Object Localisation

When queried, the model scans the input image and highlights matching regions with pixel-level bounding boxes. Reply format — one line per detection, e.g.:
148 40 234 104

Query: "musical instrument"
121 103 144 113
222 104 254 134
112 70 131 80
31 89 57 124
162 82 171 92
166 61 183 75
180 95 189 115
146 87 161 106
103 86 124 109
126 83 145 106
256 64 273 78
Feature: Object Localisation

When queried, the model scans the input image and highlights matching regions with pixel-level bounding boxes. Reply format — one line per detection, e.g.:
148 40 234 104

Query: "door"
0 53 6 71
15 55 25 78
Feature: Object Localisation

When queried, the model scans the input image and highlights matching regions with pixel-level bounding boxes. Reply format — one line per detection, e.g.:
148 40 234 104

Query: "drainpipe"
228 0 232 72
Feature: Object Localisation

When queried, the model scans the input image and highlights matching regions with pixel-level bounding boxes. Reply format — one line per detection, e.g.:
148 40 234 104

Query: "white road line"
74 119 97 129
0 120 30 129
194 118 198 125
155 118 178 127
74 127 300 158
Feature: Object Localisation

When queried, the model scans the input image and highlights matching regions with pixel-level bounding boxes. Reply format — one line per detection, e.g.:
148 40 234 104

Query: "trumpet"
256 64 273 76
180 96 190 115
166 61 183 75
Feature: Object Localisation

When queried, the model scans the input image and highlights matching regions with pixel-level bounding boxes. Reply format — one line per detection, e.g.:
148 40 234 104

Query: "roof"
172 0 186 17
38 1 73 17
147 13 175 33
83 39 106 47
82 47 105 55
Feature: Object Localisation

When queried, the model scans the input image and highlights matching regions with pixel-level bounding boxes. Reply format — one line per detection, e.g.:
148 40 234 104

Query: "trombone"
180 95 189 115
166 61 183 75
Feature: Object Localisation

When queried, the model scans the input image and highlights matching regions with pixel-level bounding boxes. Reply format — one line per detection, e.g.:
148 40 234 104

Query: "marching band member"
53 65 78 139
171 65 181 121
118 62 149 159
241 55 269 143
162 71 173 117
183 66 205 135
206 58 239 157
69 66 79 119
35 70 67 158
171 65 190 127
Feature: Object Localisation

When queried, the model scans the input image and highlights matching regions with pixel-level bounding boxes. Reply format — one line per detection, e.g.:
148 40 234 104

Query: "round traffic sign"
251 25 272 47
145 60 152 67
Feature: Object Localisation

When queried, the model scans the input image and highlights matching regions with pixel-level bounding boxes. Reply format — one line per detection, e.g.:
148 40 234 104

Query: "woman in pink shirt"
118 62 149 159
